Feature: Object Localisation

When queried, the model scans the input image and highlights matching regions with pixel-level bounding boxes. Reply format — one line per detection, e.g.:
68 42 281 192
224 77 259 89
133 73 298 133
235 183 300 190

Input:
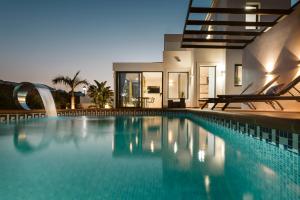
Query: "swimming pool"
0 115 299 200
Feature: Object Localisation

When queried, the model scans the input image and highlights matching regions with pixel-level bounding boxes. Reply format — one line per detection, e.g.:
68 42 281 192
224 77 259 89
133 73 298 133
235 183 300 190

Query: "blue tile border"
0 109 299 153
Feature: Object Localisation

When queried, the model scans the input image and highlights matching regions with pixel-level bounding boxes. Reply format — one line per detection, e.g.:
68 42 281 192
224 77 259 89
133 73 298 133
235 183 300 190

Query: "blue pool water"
0 115 299 200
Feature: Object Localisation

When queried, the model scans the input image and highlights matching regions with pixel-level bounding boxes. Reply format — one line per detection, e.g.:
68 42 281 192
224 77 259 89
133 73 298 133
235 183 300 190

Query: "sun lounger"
199 75 280 109
219 75 300 110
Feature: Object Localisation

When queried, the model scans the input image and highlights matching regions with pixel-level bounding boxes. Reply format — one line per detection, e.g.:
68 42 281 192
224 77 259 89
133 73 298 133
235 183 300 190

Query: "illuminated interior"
168 72 188 99
117 72 163 108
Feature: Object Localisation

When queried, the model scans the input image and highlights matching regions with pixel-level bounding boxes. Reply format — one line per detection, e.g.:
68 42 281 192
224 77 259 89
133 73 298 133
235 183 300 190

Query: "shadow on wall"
243 5 300 110
244 4 300 78
273 47 300 80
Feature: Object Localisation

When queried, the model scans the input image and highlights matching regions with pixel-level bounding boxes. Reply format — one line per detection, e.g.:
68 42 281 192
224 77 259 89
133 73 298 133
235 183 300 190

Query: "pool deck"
187 109 300 133
189 109 300 120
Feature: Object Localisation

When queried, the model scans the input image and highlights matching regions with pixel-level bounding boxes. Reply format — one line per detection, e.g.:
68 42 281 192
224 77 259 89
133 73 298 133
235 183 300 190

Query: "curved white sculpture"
13 82 57 117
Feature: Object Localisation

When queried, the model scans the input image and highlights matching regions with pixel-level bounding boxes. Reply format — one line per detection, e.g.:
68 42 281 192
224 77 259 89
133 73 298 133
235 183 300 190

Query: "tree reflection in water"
13 117 115 154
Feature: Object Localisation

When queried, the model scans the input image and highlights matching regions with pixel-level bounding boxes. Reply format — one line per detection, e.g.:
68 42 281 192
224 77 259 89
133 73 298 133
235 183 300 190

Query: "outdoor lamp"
83 86 87 96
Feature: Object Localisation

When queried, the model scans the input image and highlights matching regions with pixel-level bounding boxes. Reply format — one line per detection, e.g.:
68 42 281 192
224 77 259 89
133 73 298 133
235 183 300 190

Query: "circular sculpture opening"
13 82 57 116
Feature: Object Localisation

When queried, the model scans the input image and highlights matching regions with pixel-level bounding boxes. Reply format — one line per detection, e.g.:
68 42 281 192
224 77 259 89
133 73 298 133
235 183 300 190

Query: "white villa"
113 0 300 110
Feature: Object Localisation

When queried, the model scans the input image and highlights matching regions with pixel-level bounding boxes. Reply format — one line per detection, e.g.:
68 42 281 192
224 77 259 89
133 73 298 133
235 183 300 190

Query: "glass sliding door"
117 71 163 108
142 72 163 108
199 66 216 103
117 72 141 108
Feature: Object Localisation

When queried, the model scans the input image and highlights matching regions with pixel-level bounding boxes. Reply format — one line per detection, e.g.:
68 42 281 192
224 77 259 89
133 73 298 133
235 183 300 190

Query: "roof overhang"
181 0 299 49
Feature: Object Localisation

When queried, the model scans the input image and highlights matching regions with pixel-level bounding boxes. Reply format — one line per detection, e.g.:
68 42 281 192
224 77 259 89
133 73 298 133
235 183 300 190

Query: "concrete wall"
243 4 300 110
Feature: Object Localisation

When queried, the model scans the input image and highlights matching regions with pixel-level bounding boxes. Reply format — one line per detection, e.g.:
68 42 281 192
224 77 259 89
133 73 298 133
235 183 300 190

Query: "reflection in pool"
0 116 299 200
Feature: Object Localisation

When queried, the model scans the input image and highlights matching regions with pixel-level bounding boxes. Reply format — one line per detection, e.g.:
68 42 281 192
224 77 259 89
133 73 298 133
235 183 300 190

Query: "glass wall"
117 72 141 108
168 72 188 99
117 72 163 108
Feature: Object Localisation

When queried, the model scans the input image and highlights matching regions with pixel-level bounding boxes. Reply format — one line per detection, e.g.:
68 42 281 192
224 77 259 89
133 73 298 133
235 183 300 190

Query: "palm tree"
52 71 88 109
88 80 113 108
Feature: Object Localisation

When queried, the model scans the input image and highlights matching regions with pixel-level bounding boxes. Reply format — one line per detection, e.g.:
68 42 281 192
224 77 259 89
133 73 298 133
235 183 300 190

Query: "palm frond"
72 71 81 82
74 79 89 88
87 80 113 108
52 76 72 87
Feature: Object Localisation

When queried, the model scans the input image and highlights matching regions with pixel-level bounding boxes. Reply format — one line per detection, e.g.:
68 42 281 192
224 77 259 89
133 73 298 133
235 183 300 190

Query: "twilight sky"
0 0 211 89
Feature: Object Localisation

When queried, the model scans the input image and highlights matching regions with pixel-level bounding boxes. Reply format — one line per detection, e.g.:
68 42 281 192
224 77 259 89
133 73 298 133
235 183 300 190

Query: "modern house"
113 0 300 110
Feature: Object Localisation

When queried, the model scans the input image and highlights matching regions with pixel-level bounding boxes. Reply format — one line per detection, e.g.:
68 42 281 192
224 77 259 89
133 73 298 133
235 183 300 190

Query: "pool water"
0 115 299 200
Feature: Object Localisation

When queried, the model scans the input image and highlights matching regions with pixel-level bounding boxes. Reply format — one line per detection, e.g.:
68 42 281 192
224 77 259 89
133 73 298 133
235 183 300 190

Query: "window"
234 64 243 86
117 72 141 107
168 72 188 99
245 3 259 30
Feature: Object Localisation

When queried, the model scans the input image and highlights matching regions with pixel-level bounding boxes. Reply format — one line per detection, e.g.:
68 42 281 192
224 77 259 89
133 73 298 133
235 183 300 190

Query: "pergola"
181 0 298 49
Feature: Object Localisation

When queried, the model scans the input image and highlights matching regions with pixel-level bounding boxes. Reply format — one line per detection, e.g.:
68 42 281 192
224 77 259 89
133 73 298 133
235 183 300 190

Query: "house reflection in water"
113 116 163 157
113 116 225 197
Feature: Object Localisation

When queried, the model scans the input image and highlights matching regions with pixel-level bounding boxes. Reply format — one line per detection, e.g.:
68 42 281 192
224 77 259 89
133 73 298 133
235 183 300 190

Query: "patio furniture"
168 98 186 108
199 75 280 109
146 97 155 108
136 97 151 108
213 75 300 111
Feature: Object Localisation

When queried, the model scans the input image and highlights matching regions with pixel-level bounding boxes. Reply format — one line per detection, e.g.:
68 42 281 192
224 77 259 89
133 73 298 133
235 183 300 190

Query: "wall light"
265 62 275 74
265 72 273 75
264 72 275 85
297 61 300 67
174 56 181 62
245 6 256 10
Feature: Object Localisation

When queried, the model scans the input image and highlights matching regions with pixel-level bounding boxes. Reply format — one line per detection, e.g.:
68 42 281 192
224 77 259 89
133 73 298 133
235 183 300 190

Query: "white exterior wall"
112 34 238 108
210 0 291 105
112 0 293 109
163 35 193 107
243 4 300 110
194 48 226 100
225 49 243 94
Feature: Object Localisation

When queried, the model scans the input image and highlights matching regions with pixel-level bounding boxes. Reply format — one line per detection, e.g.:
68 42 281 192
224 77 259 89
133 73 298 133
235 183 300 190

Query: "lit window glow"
150 140 154 153
174 142 178 154
198 150 205 162
129 142 133 153
204 176 210 192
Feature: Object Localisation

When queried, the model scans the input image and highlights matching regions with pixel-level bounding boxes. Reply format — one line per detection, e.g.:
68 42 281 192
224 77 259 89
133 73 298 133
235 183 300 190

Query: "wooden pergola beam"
182 38 253 43
184 30 260 36
181 44 245 49
189 7 292 15
186 20 276 26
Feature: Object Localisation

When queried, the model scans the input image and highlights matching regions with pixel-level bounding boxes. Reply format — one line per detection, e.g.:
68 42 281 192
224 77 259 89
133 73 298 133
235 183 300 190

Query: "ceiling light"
264 27 272 32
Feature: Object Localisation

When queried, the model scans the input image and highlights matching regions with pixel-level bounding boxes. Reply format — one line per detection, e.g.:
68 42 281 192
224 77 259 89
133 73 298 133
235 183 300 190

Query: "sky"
0 0 211 90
